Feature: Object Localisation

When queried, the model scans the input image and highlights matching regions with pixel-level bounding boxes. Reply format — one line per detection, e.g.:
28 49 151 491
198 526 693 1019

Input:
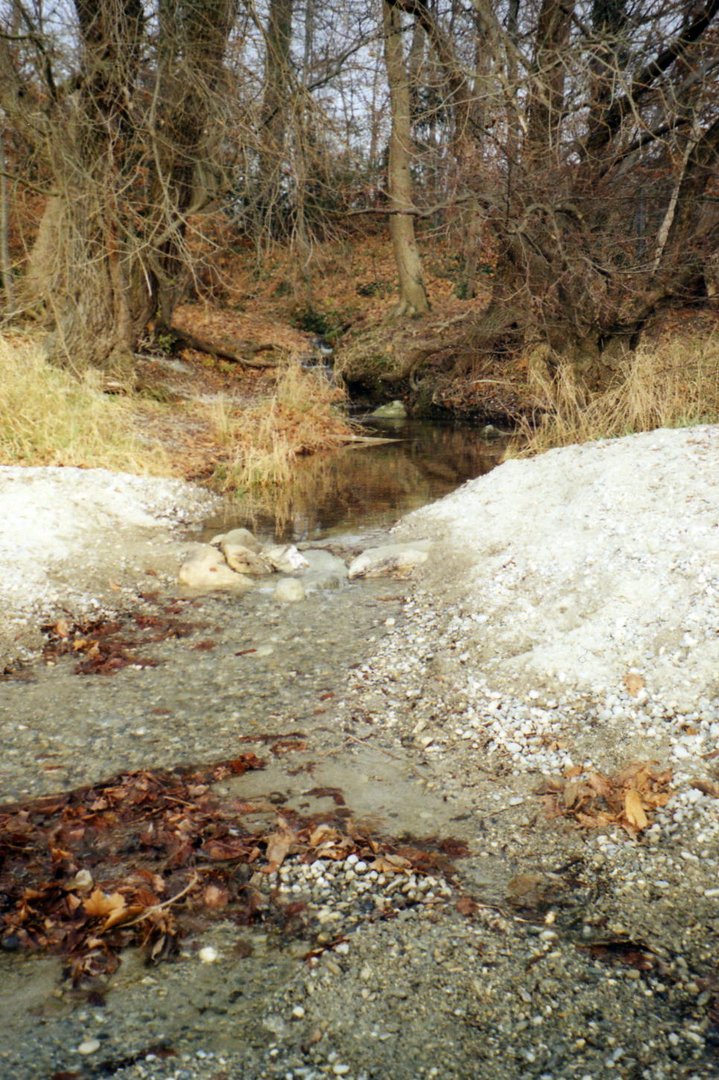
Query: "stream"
200 418 507 542
0 421 714 1080
0 420 514 1080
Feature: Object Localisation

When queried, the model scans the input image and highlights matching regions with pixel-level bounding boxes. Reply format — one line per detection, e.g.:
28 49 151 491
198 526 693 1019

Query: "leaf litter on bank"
538 760 673 834
0 752 465 984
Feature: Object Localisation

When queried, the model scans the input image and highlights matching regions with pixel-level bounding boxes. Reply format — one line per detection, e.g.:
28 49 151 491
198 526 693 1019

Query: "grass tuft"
209 360 354 493
0 334 169 473
512 333 719 455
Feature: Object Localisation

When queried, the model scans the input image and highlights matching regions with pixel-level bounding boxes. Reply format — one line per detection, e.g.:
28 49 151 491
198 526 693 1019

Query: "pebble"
77 1039 100 1055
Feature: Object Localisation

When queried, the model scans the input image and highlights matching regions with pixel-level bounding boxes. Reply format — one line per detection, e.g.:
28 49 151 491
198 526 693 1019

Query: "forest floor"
0 422 718 1079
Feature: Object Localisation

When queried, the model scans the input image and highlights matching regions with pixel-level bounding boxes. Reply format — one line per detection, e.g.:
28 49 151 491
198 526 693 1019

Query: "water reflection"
201 419 507 543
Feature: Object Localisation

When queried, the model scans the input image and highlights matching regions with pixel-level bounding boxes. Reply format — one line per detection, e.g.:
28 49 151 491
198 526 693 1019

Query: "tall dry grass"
0 334 169 472
209 361 354 493
513 334 719 455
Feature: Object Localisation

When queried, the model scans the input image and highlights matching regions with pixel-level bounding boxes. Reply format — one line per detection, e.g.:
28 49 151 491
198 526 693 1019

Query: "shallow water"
201 418 507 543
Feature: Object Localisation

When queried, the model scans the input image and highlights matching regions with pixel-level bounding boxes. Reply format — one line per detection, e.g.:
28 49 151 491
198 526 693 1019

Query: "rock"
480 423 503 440
301 549 348 591
274 577 306 603
505 872 557 910
264 544 310 574
370 400 407 419
221 542 271 576
348 540 431 580
179 546 253 591
77 1039 101 1055
210 527 263 553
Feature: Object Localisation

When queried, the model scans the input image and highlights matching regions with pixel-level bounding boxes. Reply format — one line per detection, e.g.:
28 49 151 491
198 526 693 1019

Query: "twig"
122 872 200 927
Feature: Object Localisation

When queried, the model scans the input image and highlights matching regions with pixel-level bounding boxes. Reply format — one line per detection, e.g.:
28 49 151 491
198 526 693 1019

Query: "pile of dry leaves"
539 761 673 833
0 748 460 985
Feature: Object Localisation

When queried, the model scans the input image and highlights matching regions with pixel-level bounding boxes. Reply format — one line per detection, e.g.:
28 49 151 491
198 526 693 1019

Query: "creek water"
201 418 508 543
0 419 512 1078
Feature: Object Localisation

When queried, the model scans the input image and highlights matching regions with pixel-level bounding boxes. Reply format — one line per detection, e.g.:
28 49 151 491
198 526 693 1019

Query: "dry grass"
512 333 719 455
0 334 170 473
209 360 354 493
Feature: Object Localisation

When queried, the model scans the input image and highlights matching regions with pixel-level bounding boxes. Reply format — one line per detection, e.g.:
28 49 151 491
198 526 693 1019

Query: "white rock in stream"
301 550 348 591
178 545 253 591
210 527 263 553
221 542 272 576
348 540 432 579
264 544 310 574
274 577 306 603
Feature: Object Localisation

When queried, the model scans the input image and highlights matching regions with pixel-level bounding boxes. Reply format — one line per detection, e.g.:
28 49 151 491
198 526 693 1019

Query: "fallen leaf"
370 854 411 873
623 672 645 697
265 819 296 870
456 895 479 917
83 889 126 920
624 789 649 830
203 884 229 909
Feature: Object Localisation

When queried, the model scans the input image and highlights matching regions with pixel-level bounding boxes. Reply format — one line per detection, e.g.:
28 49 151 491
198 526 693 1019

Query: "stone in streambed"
370 400 407 419
210 527 263 553
179 545 253 591
264 544 310 574
301 550 348 591
348 540 431 580
274 577 306 603
221 542 272 576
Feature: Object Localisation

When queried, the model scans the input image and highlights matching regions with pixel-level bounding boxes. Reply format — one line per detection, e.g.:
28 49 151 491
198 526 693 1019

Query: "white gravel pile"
403 425 719 709
0 466 216 658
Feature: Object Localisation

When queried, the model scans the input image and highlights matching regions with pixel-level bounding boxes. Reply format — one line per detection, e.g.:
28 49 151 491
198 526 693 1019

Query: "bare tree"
0 0 238 372
383 0 429 316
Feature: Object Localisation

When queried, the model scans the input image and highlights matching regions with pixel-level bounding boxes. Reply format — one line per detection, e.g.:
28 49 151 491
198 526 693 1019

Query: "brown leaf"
456 895 479 917
265 819 296 871
370 854 411 873
623 672 645 697
691 778 719 798
203 884 229 910
83 888 125 916
562 781 582 809
624 789 649 831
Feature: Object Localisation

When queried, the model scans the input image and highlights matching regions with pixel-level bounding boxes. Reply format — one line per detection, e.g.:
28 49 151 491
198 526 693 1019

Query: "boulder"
221 542 271 576
274 577 306 603
370 400 407 419
179 545 252 591
263 544 310 574
348 540 431 580
210 527 263 553
301 550 348 591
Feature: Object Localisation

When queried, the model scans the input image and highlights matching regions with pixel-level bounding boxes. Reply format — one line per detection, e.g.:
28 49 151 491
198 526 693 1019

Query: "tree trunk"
257 0 295 239
383 1 430 317
0 130 13 313
6 0 236 370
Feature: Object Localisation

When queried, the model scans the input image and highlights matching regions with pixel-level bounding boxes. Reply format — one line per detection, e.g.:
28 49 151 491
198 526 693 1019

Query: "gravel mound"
0 466 217 664
402 425 719 708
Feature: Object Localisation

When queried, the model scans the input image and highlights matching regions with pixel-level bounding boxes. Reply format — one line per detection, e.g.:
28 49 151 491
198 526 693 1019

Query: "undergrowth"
513 333 719 455
0 334 169 472
209 361 354 493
